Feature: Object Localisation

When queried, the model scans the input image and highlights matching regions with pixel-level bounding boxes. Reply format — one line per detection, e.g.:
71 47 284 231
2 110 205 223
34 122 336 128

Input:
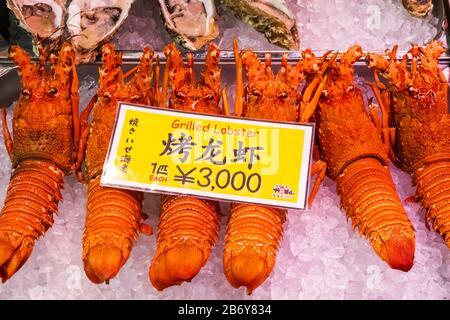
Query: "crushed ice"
0 62 448 299
115 0 442 52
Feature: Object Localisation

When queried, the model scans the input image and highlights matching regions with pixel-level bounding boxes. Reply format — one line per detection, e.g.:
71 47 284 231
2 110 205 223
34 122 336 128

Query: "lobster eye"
252 89 261 97
204 94 214 101
175 91 186 99
408 86 418 95
278 91 288 99
47 88 58 96
21 89 30 97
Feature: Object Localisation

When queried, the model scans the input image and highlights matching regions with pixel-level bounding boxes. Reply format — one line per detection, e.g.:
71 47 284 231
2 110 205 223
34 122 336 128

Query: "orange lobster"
73 43 155 283
226 39 331 294
0 42 79 281
314 45 416 271
367 41 450 248
149 43 222 290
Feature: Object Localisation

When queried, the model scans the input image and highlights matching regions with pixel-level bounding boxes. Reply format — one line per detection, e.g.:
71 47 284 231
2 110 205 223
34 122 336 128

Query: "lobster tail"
149 196 220 291
0 159 64 281
223 204 286 294
82 175 143 284
414 159 450 247
337 158 415 271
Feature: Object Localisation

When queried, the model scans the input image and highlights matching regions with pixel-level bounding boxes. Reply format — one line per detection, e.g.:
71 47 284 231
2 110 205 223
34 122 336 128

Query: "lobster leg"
1 109 13 160
222 86 231 116
71 63 80 152
299 74 328 122
123 66 138 80
308 160 327 208
72 94 97 179
368 100 382 135
369 83 400 166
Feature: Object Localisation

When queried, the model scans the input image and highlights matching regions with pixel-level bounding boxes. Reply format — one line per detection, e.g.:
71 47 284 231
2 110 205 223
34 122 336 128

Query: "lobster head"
164 43 221 114
236 44 328 122
321 45 363 102
366 41 448 122
8 42 77 173
10 42 75 112
98 44 155 106
84 43 155 180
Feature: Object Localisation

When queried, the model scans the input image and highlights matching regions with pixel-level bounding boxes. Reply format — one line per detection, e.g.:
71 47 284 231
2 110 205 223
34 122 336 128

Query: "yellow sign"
101 103 314 209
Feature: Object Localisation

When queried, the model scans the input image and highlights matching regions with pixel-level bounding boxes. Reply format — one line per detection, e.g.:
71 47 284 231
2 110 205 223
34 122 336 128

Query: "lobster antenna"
187 52 195 84
233 38 243 117
154 55 160 106
160 51 171 108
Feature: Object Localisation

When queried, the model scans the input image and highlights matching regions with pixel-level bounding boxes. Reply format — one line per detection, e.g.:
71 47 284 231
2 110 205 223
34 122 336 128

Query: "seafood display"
0 42 78 281
67 0 135 63
402 0 433 18
367 41 450 248
157 0 219 51
74 43 155 283
6 0 136 62
6 0 66 53
315 45 416 271
220 0 299 50
0 0 448 294
149 43 221 290
225 40 328 294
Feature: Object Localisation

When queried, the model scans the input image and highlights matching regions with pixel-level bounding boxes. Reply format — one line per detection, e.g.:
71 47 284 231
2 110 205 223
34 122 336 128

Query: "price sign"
101 103 314 209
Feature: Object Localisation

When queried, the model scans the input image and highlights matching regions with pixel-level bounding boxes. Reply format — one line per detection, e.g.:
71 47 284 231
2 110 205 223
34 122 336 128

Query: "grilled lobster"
227 40 331 294
0 43 79 281
73 43 155 283
314 45 416 271
367 41 450 248
148 43 222 291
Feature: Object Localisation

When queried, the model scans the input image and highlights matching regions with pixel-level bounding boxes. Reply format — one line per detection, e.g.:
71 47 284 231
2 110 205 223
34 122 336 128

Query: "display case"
0 0 448 300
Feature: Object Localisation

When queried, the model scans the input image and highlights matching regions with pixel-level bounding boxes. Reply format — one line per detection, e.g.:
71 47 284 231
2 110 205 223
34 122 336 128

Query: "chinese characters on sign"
102 104 314 209
159 133 263 169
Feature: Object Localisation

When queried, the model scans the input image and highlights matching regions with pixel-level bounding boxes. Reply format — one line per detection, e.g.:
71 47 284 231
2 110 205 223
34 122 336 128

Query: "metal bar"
1 50 450 67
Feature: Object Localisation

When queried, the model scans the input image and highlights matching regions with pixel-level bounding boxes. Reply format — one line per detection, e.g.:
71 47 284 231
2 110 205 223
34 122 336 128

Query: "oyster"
67 0 135 63
6 0 66 51
158 0 219 51
221 0 299 50
402 0 433 18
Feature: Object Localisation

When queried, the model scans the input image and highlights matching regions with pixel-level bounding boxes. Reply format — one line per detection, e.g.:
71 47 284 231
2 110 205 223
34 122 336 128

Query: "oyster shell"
402 0 433 18
221 0 299 50
6 0 66 50
158 0 219 51
67 0 135 63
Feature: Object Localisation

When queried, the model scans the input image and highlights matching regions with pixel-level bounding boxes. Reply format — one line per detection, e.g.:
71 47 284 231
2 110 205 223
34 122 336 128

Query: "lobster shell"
366 41 450 248
149 43 222 290
81 44 155 283
0 43 78 281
